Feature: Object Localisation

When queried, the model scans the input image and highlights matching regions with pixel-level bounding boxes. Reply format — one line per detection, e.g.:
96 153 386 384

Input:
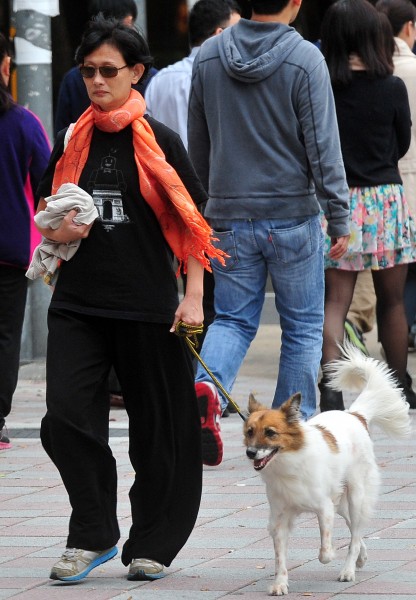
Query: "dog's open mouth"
253 448 279 471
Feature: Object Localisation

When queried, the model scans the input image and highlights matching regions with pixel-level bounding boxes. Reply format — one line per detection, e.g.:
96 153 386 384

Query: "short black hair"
376 0 416 36
249 0 290 15
88 0 138 22
189 0 241 47
75 14 153 82
321 0 393 87
0 32 15 114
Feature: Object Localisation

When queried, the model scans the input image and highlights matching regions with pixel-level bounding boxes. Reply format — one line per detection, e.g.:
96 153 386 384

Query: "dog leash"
174 321 247 421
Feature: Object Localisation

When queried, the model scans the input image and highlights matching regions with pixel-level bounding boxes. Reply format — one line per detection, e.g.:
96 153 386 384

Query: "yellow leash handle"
174 321 247 421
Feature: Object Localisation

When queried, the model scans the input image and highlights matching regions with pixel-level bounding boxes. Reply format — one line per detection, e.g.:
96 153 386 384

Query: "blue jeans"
195 216 324 420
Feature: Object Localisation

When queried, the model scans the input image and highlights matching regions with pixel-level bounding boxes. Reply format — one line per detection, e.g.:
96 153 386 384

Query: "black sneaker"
318 379 345 412
344 319 369 356
0 427 11 450
403 384 416 409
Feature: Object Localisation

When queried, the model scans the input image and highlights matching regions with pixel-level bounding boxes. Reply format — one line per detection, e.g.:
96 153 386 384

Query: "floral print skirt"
322 184 416 271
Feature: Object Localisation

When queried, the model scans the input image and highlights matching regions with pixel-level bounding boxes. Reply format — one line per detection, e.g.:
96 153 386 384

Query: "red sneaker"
195 382 223 466
0 427 11 450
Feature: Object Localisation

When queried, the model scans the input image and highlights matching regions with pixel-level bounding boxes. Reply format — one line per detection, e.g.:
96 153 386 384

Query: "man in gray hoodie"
188 0 350 427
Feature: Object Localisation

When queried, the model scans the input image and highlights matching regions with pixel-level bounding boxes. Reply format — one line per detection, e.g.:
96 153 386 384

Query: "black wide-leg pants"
41 309 202 567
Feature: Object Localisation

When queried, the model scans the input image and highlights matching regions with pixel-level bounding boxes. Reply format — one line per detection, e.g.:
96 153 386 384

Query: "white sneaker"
50 546 118 581
127 557 165 580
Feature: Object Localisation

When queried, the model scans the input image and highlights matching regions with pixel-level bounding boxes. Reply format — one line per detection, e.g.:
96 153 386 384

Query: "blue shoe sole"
50 546 118 582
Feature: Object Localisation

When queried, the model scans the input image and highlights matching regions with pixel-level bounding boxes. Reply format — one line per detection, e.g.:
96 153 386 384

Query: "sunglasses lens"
99 66 119 77
79 66 95 78
79 65 126 78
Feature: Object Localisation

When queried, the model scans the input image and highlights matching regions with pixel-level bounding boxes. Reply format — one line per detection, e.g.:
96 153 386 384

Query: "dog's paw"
269 581 289 596
338 569 356 582
319 547 335 564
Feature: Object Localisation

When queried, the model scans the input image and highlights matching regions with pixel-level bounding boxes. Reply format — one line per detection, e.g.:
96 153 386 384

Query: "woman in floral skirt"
319 0 416 410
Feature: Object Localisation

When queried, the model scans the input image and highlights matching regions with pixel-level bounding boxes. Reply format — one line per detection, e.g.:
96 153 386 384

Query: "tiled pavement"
1 324 416 599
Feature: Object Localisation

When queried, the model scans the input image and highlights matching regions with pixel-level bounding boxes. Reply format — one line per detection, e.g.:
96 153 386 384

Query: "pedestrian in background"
188 0 350 425
0 33 51 450
376 0 416 360
145 0 241 150
319 0 416 411
54 0 158 136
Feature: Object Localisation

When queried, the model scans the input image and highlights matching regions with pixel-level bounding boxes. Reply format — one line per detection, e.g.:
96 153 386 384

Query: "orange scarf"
52 89 226 273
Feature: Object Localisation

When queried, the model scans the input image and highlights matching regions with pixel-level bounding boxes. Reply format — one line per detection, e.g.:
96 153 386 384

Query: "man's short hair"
189 0 241 47
88 0 138 22
249 0 291 15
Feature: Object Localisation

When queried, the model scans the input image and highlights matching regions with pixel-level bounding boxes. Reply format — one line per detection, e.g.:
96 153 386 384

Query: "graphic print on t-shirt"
88 153 129 231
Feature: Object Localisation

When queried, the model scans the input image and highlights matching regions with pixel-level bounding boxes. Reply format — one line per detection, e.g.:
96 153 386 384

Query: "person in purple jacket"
0 33 51 449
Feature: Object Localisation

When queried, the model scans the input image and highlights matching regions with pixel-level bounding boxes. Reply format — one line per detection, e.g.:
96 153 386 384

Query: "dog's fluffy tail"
324 343 411 439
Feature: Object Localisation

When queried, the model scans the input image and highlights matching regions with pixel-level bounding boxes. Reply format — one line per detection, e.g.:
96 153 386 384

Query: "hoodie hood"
218 18 303 83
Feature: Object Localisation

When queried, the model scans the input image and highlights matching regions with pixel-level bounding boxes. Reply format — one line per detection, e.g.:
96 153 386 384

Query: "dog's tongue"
253 449 278 471
254 457 269 471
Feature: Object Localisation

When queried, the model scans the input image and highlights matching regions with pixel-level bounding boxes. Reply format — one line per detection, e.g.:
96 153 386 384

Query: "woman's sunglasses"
79 65 128 79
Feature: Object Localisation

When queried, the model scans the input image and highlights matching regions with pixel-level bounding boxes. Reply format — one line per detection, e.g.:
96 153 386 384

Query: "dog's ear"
248 393 268 414
280 392 302 424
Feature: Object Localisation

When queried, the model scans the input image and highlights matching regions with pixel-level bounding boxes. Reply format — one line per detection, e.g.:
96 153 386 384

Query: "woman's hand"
329 234 350 260
36 206 94 243
171 293 204 333
56 209 94 242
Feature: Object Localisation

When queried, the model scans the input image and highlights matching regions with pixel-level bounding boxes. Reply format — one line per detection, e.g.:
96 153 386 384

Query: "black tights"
322 265 409 384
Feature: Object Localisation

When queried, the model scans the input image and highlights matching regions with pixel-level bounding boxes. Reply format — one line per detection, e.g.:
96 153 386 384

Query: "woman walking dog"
34 15 224 583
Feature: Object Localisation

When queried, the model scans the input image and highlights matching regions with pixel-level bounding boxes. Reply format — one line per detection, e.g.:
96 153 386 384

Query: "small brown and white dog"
244 346 411 596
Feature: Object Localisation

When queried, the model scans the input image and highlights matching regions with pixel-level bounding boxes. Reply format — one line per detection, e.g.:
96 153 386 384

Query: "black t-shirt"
37 116 208 323
333 72 411 187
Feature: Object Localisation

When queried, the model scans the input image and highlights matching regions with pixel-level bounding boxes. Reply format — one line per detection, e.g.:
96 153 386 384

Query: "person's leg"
116 321 202 569
265 215 325 419
372 265 409 385
41 309 119 550
321 269 357 364
0 266 28 434
404 263 416 333
195 219 267 411
320 268 357 412
347 269 376 334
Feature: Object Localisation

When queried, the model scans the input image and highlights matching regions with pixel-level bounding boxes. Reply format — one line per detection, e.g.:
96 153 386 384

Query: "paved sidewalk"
1 323 416 599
